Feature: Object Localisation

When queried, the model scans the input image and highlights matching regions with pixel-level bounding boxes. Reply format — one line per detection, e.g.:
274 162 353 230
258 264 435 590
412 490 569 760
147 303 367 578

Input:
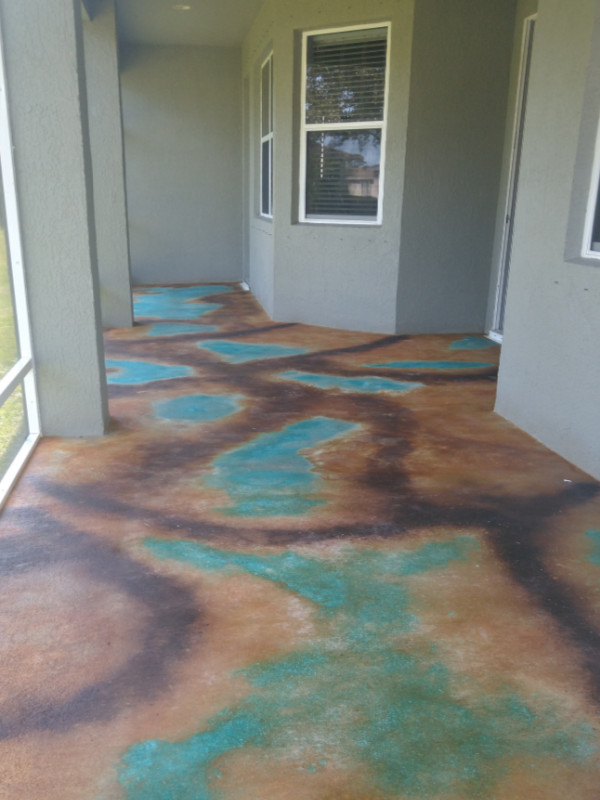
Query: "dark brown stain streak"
104 343 497 407
0 509 201 740
33 300 600 705
100 364 416 481
486 484 600 703
105 323 300 356
35 477 600 703
102 332 409 375
106 350 490 481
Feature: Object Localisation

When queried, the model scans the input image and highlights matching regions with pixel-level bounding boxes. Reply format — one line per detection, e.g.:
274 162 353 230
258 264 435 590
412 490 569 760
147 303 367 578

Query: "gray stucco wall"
120 45 243 285
242 10 275 317
248 221 275 316
0 0 108 436
83 0 133 327
496 0 600 480
396 0 516 334
243 0 414 334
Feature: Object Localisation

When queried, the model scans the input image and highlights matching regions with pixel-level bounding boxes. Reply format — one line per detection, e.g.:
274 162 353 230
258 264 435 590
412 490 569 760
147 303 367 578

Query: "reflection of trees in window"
306 35 387 124
306 131 380 218
302 26 389 222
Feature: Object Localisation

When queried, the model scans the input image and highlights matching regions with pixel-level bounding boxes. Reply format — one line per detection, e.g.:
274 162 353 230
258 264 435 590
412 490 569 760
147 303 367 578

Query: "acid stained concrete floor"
1 284 599 800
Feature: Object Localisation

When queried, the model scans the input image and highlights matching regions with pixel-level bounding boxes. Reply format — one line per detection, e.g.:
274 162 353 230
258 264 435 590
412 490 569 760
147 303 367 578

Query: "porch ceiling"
114 0 265 47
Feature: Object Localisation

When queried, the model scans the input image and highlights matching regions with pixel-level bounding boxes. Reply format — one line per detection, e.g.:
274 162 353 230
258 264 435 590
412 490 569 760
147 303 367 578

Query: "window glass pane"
270 56 274 133
306 28 387 125
592 177 600 250
0 382 27 477
305 129 381 219
0 159 19 380
261 59 272 136
269 138 273 215
261 139 271 216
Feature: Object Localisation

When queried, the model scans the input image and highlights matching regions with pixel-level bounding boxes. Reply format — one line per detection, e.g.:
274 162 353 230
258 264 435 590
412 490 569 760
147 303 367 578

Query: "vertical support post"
0 0 109 436
83 0 134 328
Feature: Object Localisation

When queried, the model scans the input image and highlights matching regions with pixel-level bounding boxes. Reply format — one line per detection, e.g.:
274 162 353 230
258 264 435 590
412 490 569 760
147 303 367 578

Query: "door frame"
489 13 537 343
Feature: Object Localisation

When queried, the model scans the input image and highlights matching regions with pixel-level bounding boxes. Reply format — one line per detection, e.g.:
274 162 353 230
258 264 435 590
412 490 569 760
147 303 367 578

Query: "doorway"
489 14 537 342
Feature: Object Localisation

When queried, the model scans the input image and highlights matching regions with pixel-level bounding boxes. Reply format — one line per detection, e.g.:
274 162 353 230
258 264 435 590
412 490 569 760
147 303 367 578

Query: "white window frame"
260 51 274 219
582 113 600 261
299 22 391 226
0 14 40 508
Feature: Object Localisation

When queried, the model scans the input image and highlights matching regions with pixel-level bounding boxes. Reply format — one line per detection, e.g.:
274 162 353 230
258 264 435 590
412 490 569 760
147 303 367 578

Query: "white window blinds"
301 25 389 224
305 29 387 125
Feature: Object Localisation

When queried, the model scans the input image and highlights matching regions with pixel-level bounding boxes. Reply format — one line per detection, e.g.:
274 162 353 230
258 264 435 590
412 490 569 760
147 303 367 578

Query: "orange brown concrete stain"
0 284 598 799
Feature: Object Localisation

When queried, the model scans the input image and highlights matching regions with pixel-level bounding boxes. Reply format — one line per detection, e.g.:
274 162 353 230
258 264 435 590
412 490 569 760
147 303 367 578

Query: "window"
300 24 390 225
260 52 273 218
583 157 600 259
0 21 40 506
580 104 600 261
588 186 600 255
564 8 600 266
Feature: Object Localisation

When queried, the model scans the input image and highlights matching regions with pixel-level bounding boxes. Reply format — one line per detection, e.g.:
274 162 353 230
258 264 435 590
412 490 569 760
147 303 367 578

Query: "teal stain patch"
367 360 494 370
121 535 597 800
153 394 243 422
204 416 358 516
144 286 233 299
146 323 218 337
120 713 263 800
134 286 232 320
450 336 499 351
105 359 193 385
277 370 424 394
197 340 308 364
586 530 600 567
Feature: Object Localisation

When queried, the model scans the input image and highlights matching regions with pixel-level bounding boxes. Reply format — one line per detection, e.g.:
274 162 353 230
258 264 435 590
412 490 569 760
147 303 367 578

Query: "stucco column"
83 0 134 328
0 0 109 436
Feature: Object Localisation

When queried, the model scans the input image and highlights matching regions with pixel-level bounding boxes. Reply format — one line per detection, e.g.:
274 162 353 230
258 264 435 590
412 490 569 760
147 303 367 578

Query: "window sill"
564 250 600 267
297 219 383 228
